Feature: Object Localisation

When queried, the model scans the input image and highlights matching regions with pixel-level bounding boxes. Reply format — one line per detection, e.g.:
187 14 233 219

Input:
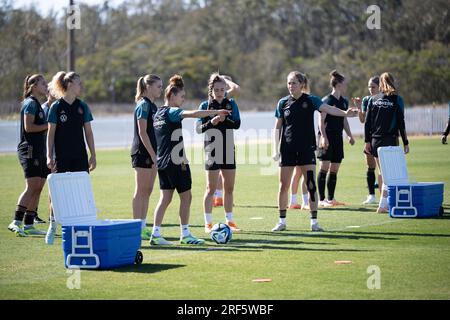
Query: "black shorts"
317 133 344 163
131 153 154 169
205 154 236 171
371 136 399 158
158 163 192 193
55 157 89 173
280 149 316 167
18 156 50 179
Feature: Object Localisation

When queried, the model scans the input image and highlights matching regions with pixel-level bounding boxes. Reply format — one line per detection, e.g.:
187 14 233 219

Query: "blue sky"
12 0 124 16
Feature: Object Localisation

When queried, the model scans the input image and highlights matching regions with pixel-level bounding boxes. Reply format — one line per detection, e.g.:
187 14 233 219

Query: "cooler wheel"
135 250 143 265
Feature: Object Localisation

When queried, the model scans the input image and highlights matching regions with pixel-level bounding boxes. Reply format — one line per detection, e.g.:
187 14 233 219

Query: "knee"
306 171 316 194
205 186 215 197
224 185 234 194
279 181 290 193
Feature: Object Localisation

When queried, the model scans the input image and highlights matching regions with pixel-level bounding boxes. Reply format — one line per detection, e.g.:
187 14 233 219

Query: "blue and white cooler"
378 146 444 218
48 172 143 269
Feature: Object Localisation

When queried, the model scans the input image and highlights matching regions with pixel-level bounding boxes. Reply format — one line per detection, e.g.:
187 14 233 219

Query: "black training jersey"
319 94 349 135
153 106 186 170
196 98 241 150
131 97 158 156
18 96 47 157
275 94 323 153
364 94 406 142
48 98 93 159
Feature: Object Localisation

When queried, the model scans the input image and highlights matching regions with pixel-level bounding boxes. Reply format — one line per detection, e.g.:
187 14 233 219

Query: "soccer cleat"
377 207 389 214
301 204 310 210
180 234 205 245
45 223 57 245
442 135 447 145
363 194 377 205
8 221 27 237
204 223 213 233
289 204 302 209
23 226 46 235
311 223 324 232
141 228 152 241
319 200 334 207
34 215 46 224
271 223 286 232
213 197 223 207
226 220 241 232
150 236 173 246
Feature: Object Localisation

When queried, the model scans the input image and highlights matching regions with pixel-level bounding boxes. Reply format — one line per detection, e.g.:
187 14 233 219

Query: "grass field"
0 137 449 300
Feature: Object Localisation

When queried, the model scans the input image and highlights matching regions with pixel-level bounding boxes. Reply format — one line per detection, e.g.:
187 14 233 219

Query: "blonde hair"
379 72 397 96
50 71 80 99
164 74 184 101
329 70 345 88
208 73 226 101
135 74 161 102
23 74 44 100
288 71 310 94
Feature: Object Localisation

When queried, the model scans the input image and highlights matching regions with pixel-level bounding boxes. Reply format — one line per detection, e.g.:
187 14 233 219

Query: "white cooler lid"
47 172 97 225
377 146 409 186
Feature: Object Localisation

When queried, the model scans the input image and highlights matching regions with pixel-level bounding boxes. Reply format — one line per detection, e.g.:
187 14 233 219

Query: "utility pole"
67 0 75 71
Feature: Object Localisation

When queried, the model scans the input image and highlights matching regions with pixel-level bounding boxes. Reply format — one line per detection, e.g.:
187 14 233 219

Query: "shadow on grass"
241 230 398 241
112 263 186 274
333 230 450 238
319 206 376 213
235 205 278 209
140 238 371 253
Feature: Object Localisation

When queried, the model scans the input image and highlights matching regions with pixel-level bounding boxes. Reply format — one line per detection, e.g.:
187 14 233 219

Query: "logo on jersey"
60 114 68 123
284 109 291 117
38 112 44 119
145 158 150 165
374 99 394 109
34 159 39 166
225 103 232 110
302 102 308 109
153 120 166 128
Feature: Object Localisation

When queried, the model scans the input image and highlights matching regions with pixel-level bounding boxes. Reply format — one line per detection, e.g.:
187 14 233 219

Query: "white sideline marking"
250 217 264 220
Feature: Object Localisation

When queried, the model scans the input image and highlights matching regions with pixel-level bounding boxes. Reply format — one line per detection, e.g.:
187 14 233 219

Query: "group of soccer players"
8 69 412 244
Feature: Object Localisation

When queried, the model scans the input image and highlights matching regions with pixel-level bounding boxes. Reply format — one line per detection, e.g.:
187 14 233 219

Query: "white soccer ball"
210 222 232 244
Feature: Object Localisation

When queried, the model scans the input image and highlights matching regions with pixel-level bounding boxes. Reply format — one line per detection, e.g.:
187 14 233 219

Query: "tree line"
0 0 449 114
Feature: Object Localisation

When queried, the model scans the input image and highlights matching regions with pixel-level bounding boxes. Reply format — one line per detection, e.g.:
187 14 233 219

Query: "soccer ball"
210 223 232 244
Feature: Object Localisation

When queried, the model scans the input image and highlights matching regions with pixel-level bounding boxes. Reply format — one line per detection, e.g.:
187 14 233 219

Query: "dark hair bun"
169 74 184 88
330 70 339 77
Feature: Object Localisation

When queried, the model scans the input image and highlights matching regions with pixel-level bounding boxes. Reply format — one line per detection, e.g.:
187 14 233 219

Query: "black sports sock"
24 210 37 226
367 168 376 195
14 205 27 221
310 210 318 220
279 209 287 219
317 170 327 201
327 172 337 201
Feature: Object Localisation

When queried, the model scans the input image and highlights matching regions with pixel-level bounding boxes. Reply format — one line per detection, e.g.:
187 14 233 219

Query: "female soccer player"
317 70 355 207
8 74 49 237
150 75 230 245
212 76 240 208
364 72 409 213
131 74 162 240
272 71 358 232
45 71 96 244
355 76 382 205
196 73 241 233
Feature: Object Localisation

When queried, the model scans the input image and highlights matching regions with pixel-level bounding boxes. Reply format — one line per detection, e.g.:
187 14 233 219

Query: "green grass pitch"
0 137 449 299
